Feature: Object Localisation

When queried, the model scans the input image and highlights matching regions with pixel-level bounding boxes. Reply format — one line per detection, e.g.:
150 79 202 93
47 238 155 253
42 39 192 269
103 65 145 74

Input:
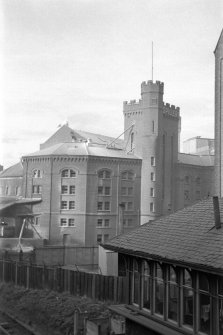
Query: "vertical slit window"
155 263 164 316
142 261 151 311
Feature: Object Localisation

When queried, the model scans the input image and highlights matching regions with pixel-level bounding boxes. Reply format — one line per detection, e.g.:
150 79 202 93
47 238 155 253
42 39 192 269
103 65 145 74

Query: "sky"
0 0 222 168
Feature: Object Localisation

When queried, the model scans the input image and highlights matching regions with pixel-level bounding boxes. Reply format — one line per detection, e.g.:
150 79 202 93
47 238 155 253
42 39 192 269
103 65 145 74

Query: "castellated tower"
123 80 180 224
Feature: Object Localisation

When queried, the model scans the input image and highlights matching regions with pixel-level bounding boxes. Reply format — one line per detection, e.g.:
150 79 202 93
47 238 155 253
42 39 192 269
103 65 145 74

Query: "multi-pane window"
33 169 42 178
69 186 75 194
61 169 76 178
121 171 134 180
154 263 164 315
62 185 68 194
68 218 75 227
32 185 42 194
97 219 103 227
60 218 75 227
98 186 110 195
97 202 103 211
184 176 190 185
104 219 110 227
142 261 151 311
61 201 68 210
183 269 193 328
69 201 75 210
97 234 102 244
104 202 110 211
198 273 210 334
168 267 178 322
98 170 111 179
97 219 110 227
104 234 109 242
97 202 111 211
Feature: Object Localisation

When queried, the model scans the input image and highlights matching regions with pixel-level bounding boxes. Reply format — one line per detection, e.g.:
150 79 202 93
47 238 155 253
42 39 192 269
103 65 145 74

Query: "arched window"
155 263 164 316
98 169 111 179
168 266 178 322
121 171 134 181
183 269 193 328
132 259 140 306
33 169 42 178
61 169 76 178
199 273 210 334
142 261 151 311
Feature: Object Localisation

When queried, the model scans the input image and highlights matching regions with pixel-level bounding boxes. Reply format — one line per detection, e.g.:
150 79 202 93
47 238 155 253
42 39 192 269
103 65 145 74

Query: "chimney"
213 196 221 229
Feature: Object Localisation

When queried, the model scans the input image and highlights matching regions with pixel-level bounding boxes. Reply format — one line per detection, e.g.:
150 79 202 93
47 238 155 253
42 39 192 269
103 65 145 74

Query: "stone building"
0 77 214 246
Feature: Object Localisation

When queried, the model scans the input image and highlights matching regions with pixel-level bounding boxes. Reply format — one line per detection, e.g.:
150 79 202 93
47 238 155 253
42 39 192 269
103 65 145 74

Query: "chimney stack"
213 196 221 229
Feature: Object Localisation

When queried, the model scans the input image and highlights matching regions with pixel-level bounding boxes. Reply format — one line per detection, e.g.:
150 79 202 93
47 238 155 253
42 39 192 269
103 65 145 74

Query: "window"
151 172 155 181
62 169 69 178
61 201 68 210
69 186 75 194
62 185 68 194
97 234 102 244
168 267 178 322
183 269 193 328
34 217 40 226
196 177 201 185
152 120 155 133
69 201 75 210
104 186 110 195
97 219 103 227
142 261 151 311
150 188 155 197
155 263 164 315
98 186 103 195
104 219 110 227
104 234 109 242
131 132 134 150
32 185 42 194
98 170 111 179
151 156 155 166
150 202 154 212
184 190 190 201
33 169 42 178
104 202 110 211
127 202 133 210
70 170 76 178
198 273 210 334
68 218 75 227
61 169 76 178
97 202 103 211
132 260 140 305
5 186 8 195
121 171 134 180
60 218 67 227
15 186 20 196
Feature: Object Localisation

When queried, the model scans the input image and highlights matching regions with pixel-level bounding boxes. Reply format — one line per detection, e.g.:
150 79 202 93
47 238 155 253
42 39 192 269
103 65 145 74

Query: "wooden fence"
0 259 129 304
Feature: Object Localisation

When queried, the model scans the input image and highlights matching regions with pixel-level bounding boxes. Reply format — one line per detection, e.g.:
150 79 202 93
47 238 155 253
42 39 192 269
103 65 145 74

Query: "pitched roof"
23 142 140 160
0 196 41 212
40 125 124 150
178 153 214 166
103 198 223 273
0 162 23 178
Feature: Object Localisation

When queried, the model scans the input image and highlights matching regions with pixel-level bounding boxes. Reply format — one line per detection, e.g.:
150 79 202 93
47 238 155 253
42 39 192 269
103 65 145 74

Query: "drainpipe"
48 157 53 241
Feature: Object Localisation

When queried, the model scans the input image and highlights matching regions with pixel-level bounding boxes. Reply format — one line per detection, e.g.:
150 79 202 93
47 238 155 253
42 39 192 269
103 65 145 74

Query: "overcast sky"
0 0 222 168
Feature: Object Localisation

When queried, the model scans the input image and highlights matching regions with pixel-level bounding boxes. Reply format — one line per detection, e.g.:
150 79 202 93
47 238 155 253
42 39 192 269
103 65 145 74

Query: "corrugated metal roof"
178 153 214 166
103 198 223 272
24 142 140 160
0 162 23 178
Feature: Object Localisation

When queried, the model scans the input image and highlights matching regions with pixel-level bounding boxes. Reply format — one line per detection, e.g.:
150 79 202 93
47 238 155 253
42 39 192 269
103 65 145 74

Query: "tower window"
131 132 134 150
33 169 42 178
151 172 155 181
150 188 155 197
150 202 154 212
151 156 155 166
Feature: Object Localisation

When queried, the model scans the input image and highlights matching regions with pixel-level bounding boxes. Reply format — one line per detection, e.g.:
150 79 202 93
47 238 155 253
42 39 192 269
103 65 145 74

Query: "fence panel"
0 259 128 304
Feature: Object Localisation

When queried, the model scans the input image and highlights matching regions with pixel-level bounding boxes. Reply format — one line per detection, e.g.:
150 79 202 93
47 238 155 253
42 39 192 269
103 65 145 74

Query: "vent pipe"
213 196 221 229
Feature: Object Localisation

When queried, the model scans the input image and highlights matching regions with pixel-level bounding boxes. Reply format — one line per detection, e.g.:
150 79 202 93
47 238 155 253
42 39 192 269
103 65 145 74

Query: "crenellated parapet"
123 99 143 112
163 102 180 119
141 80 164 95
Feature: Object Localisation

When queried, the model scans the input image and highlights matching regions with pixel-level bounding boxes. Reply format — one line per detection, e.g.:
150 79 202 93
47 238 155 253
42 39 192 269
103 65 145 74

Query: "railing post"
2 258 5 282
26 264 30 289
